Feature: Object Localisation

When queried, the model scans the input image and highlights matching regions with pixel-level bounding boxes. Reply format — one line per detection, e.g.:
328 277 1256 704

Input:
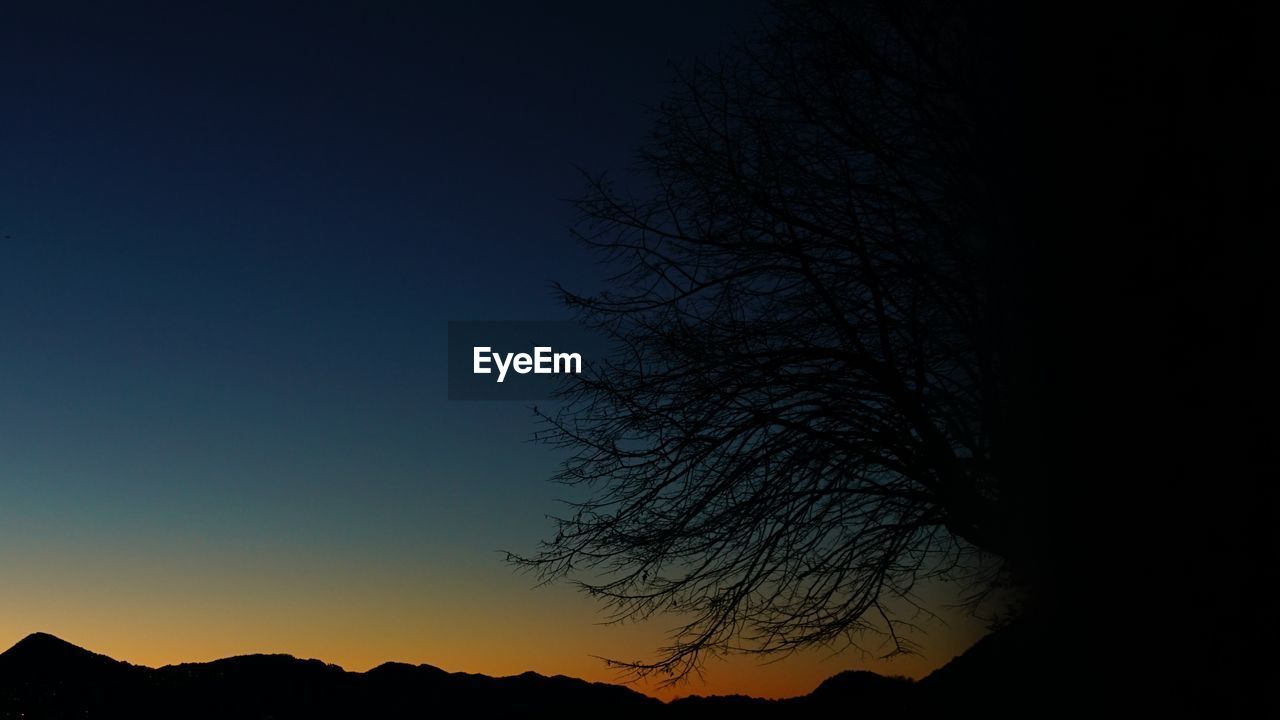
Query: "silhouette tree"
513 0 1038 682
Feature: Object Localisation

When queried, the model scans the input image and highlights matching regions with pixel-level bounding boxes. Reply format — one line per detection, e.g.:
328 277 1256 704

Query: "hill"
0 626 1042 719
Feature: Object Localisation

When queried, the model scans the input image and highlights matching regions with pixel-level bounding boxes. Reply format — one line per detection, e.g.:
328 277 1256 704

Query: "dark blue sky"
0 0 757 541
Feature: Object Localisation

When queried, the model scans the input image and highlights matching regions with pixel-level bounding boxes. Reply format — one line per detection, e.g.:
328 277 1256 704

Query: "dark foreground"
1 625 1047 719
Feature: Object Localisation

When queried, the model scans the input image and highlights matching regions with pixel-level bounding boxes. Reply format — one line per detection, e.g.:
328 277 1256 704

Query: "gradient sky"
0 1 985 699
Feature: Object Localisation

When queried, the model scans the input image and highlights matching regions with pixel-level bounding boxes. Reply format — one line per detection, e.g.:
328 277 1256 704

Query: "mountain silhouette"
1 632 133 674
0 633 663 719
0 627 1040 719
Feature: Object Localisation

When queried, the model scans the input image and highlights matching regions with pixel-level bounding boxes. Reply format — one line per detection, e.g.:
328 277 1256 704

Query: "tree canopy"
512 0 1040 683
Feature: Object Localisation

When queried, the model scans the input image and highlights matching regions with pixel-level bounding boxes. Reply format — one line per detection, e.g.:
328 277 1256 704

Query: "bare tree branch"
510 0 1020 686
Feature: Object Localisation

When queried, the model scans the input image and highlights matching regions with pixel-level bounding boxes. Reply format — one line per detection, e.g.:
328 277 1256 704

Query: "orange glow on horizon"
1 521 989 701
2 584 986 701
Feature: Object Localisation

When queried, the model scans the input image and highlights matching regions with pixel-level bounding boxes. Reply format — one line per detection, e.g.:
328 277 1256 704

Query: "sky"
0 1 986 699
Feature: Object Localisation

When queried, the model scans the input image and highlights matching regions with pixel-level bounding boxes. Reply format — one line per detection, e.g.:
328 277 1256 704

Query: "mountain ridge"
0 628 1039 718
